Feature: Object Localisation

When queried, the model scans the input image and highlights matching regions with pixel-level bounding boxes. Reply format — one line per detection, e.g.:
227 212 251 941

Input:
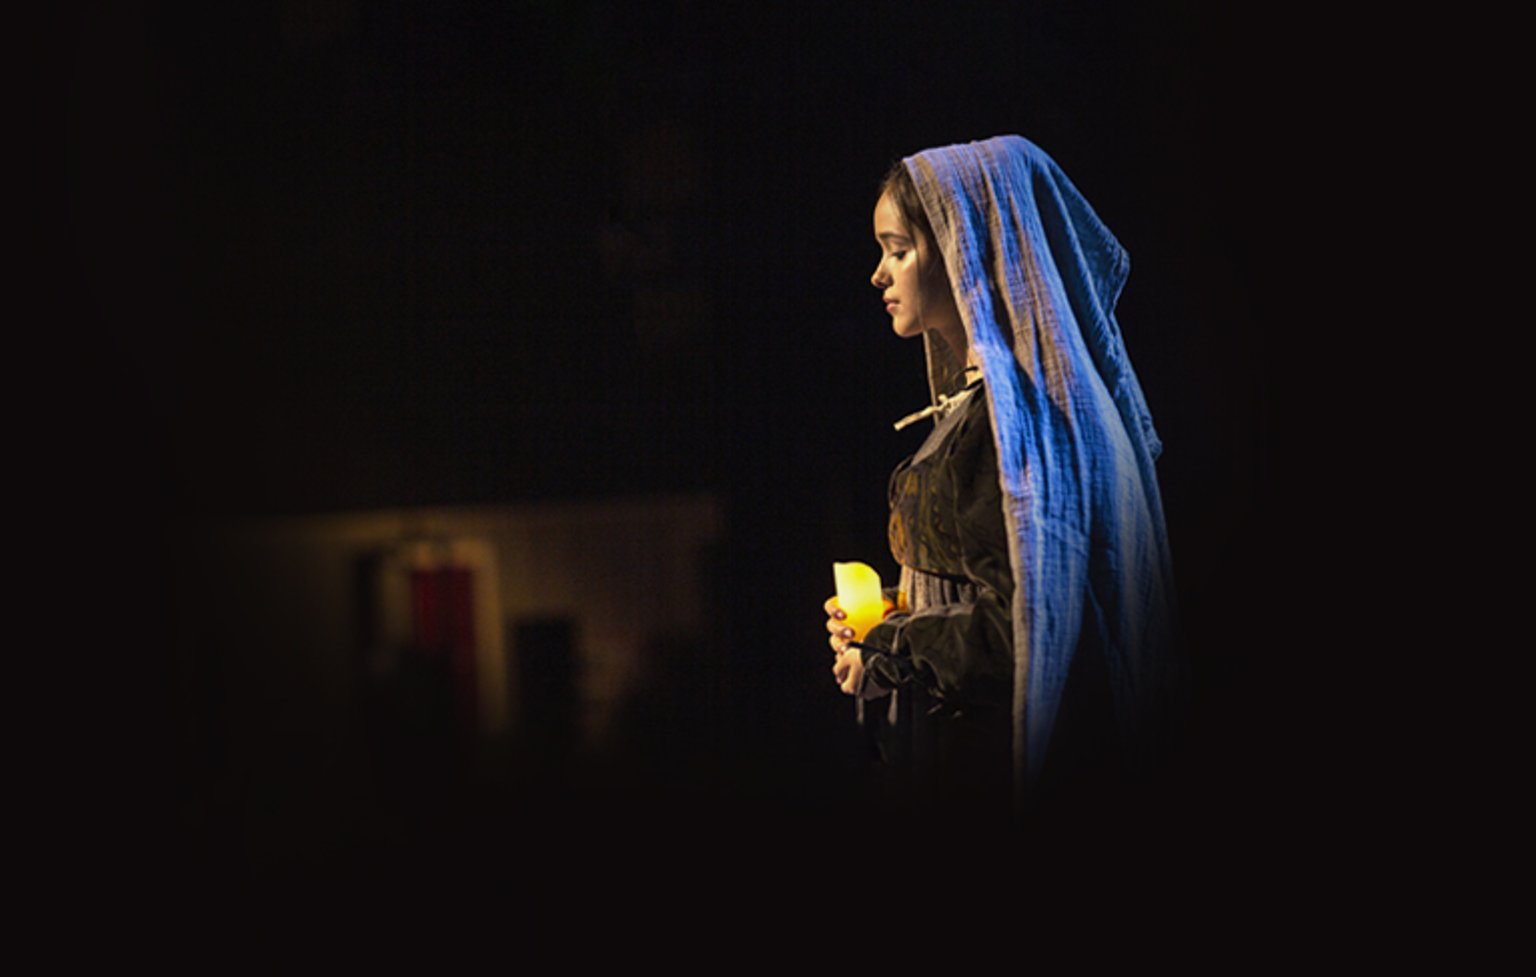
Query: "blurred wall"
171 493 724 874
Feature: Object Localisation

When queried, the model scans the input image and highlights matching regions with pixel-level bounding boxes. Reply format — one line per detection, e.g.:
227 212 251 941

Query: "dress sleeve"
857 396 1015 713
858 592 1012 710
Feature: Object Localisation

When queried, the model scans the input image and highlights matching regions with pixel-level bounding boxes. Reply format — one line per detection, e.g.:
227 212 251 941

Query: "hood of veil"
904 135 1178 790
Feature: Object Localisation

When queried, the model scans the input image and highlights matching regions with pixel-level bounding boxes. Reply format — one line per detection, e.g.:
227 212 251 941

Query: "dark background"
66 1 1347 891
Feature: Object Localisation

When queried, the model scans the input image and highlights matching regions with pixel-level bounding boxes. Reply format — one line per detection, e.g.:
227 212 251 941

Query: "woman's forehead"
873 192 911 240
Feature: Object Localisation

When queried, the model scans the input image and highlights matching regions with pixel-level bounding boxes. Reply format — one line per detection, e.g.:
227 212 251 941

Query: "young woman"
827 135 1182 812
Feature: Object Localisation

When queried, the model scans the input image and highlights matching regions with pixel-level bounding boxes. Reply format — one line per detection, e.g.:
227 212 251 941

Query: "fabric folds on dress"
902 135 1181 792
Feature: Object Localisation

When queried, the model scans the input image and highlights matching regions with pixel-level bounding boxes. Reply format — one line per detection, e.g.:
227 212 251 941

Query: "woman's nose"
871 262 888 288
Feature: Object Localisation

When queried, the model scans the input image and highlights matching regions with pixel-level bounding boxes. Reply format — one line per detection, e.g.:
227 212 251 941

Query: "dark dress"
857 380 1122 813
858 381 1016 811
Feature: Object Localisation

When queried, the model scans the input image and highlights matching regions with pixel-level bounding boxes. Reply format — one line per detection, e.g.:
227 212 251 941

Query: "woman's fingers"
833 655 857 695
826 603 854 657
825 595 853 659
833 647 866 696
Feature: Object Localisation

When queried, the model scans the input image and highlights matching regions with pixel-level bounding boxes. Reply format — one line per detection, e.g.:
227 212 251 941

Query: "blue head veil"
904 135 1180 791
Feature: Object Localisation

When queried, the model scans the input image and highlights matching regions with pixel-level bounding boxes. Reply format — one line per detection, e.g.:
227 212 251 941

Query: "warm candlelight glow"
833 561 884 642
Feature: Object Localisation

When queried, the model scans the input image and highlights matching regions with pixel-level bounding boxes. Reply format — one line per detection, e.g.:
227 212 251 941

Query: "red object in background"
411 567 477 737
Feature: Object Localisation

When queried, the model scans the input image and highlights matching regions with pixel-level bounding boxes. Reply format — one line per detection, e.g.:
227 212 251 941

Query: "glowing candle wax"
833 561 885 643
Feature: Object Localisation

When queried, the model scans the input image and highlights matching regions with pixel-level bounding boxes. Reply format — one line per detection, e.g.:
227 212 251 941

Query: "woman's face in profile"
870 191 958 342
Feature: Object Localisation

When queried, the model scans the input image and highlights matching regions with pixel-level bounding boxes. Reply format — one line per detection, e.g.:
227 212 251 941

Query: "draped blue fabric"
905 135 1179 790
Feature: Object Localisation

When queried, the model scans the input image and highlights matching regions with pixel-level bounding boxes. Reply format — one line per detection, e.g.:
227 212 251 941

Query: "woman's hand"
826 596 890 699
825 595 856 656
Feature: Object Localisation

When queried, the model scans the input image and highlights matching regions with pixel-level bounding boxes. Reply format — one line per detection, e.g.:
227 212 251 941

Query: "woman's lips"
885 300 899 314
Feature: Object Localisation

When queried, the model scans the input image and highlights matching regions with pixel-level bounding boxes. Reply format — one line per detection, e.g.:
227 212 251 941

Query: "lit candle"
833 561 885 643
